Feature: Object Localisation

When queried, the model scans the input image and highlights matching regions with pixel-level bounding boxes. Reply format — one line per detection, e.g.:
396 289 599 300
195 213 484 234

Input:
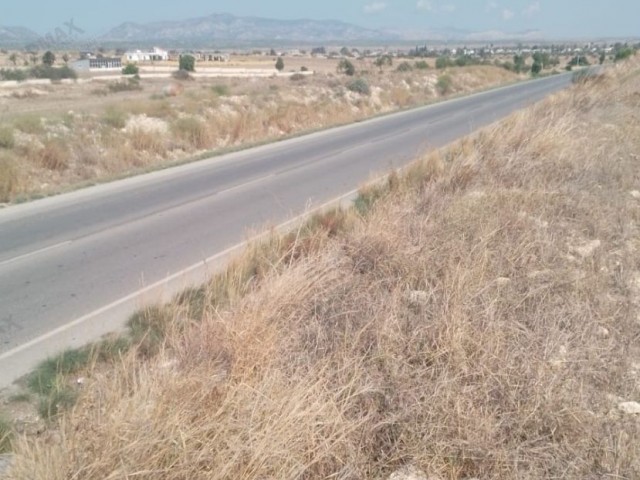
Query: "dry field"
0 60 519 203
2 57 639 478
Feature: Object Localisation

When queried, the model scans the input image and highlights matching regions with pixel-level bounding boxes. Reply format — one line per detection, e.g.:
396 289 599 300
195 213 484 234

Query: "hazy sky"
4 0 639 38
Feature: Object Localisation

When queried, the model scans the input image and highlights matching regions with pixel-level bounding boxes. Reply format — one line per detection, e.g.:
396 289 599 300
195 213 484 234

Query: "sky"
3 0 639 39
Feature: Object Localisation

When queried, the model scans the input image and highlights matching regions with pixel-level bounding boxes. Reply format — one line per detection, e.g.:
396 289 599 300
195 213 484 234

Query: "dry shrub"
128 128 166 155
0 152 21 201
172 117 210 150
36 139 68 171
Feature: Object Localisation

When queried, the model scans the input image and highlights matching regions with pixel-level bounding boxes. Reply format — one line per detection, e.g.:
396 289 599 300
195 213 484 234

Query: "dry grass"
0 65 521 202
0 152 21 201
7 61 640 479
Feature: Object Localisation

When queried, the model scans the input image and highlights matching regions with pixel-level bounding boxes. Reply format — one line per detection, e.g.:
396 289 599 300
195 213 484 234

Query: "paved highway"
0 73 573 385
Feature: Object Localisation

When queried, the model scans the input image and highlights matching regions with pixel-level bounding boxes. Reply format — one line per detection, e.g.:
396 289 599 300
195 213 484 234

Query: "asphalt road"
0 72 574 385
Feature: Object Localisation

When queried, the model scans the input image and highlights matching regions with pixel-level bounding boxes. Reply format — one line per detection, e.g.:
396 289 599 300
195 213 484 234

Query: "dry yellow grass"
0 65 521 202
5 60 640 478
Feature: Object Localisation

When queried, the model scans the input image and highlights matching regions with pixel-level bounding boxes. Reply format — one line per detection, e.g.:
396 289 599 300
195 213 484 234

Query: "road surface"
0 73 574 385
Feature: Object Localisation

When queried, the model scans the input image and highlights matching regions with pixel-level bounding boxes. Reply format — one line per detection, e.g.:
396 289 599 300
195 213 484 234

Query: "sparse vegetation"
6 59 640 479
0 62 521 202
436 73 453 94
172 117 210 149
0 414 12 453
346 78 370 95
414 60 429 70
396 61 413 72
211 84 229 96
0 126 15 149
107 77 142 93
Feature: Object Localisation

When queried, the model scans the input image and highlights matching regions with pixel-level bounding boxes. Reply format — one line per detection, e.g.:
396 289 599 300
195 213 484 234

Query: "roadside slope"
6 60 640 478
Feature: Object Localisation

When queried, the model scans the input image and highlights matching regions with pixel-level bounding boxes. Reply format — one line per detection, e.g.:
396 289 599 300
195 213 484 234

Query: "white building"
125 47 169 63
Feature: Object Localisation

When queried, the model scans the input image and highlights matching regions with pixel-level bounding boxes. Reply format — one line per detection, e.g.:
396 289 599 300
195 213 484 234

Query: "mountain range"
1 13 546 49
0 26 40 46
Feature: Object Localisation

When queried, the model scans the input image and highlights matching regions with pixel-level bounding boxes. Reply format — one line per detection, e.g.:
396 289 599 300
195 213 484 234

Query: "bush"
172 69 192 81
108 77 142 93
396 61 413 72
42 51 55 66
290 73 306 82
275 56 285 72
37 139 68 171
30 65 77 81
435 56 451 69
531 62 542 76
436 74 453 95
0 127 15 149
13 115 44 134
172 117 210 149
614 47 635 62
179 55 196 72
122 63 139 75
102 107 128 129
0 68 28 81
347 78 370 95
337 59 355 76
414 60 429 70
300 66 309 72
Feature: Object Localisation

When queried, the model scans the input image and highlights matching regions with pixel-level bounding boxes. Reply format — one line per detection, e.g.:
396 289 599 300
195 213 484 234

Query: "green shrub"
0 127 14 149
211 84 229 96
0 68 28 81
435 56 451 69
347 78 371 95
13 115 44 134
414 60 429 70
337 59 355 76
436 74 453 95
300 66 309 72
179 54 196 72
29 65 77 81
102 106 128 129
172 117 210 149
122 63 139 75
396 61 413 72
614 47 635 62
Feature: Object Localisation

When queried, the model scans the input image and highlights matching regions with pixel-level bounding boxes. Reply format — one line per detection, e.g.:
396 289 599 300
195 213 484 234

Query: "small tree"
599 52 606 65
275 56 284 72
62 53 70 65
42 51 55 67
8 53 17 66
337 58 355 76
122 63 140 75
531 62 542 76
179 54 196 72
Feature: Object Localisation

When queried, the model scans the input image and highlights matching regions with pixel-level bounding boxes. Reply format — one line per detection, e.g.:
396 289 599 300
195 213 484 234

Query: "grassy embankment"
3 58 640 478
0 65 519 203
